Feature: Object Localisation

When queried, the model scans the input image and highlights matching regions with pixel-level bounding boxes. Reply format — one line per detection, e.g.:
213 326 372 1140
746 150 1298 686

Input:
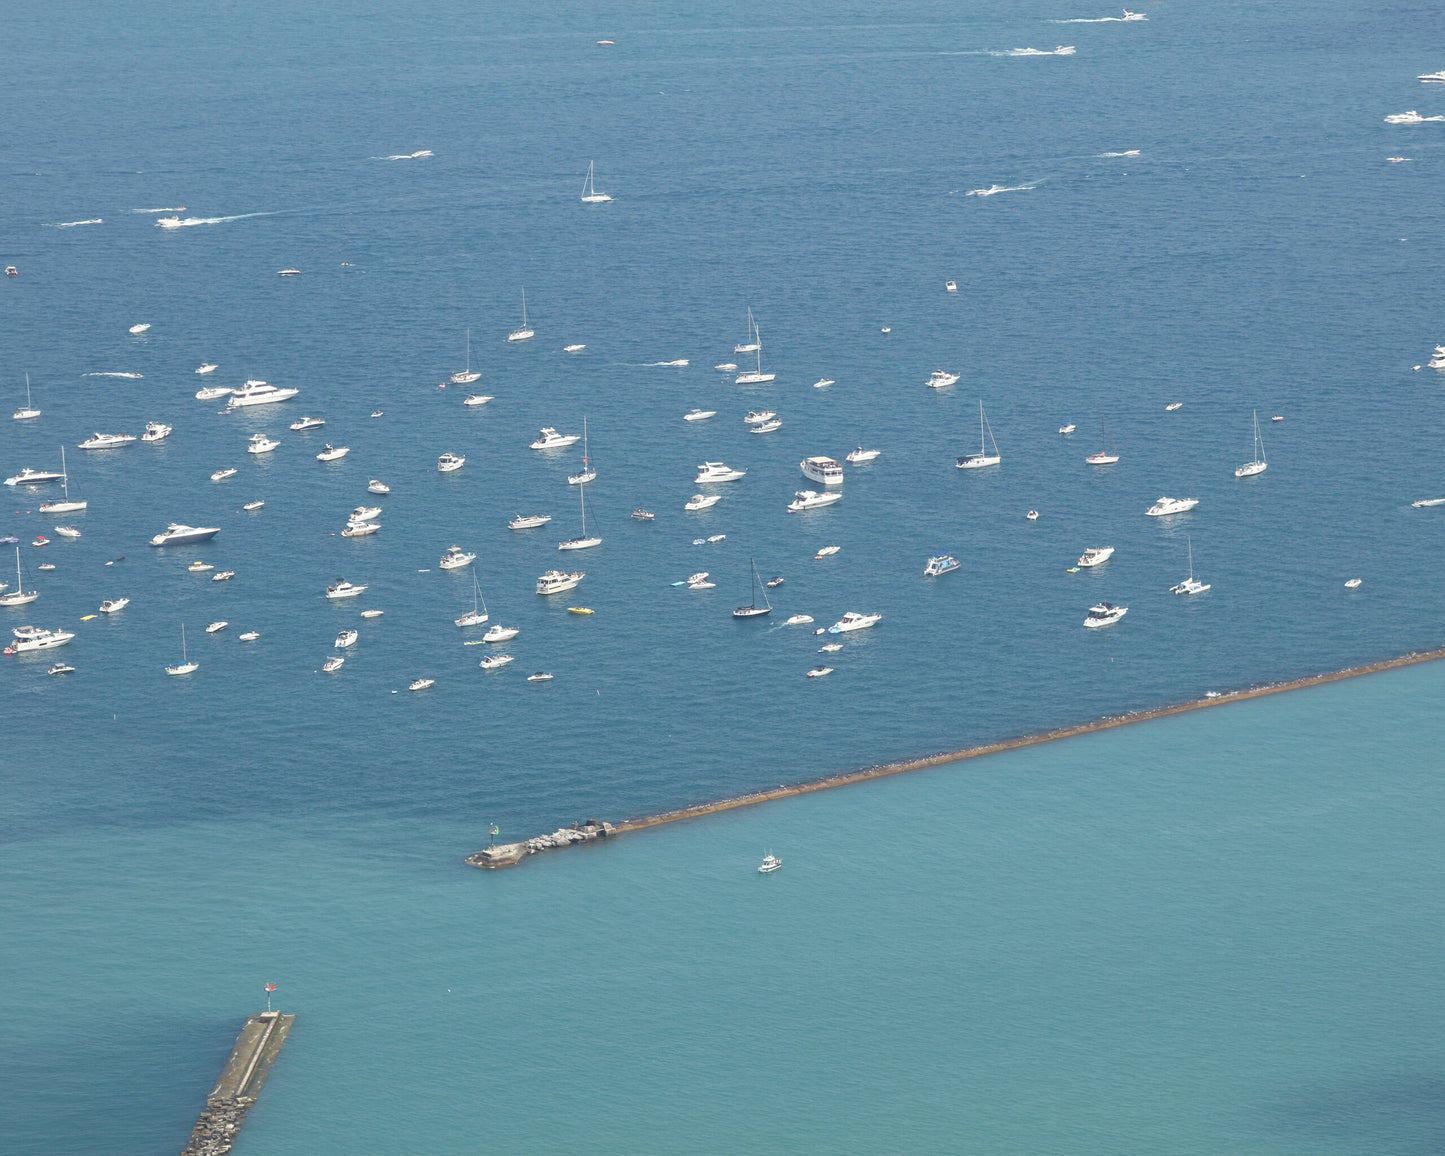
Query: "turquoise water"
5 0 1445 1150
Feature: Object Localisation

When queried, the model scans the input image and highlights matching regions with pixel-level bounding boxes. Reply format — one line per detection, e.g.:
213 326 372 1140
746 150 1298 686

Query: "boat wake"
155 212 273 229
83 372 144 379
1099 150 1141 157
373 150 434 160
650 359 690 367
48 218 102 228
967 183 1037 197
1002 46 1076 56
131 207 188 214
1054 13 1147 22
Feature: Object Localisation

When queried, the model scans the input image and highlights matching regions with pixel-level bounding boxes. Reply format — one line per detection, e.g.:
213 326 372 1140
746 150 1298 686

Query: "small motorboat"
749 419 782 434
945 280 957 292
526 671 554 682
211 468 237 482
567 606 593 615
212 570 235 582
196 385 231 401
438 452 465 473
564 344 586 353
758 854 782 873
31 535 48 547
463 394 493 407
1271 414 1284 423
813 378 835 389
129 323 151 335
806 666 833 678
1345 578 1363 589
845 447 880 463
1059 424 1076 435
1165 402 1183 412
36 562 55 570
48 662 75 676
196 363 219 375
99 598 129 613
6 266 19 277
743 410 776 425
53 526 81 539
819 643 843 653
714 364 738 372
370 410 383 418
316 444 350 462
360 609 384 618
239 631 260 642
814 545 841 559
187 561 214 573
205 621 228 634
631 509 655 521
409 678 434 691
335 629 358 649
765 576 784 588
290 416 326 432
685 493 721 511
1027 510 1039 521
243 500 265 512
784 615 813 626
367 480 390 494
278 268 301 276
479 653 514 671
341 521 379 537
323 656 345 673
684 409 716 422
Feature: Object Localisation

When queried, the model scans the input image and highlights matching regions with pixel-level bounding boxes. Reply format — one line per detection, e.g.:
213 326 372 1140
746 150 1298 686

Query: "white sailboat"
956 400 1001 469
0 546 39 606
568 417 597 485
13 373 40 421
732 558 773 619
1235 410 1267 477
559 480 601 550
507 291 534 342
165 624 198 676
456 572 490 627
580 160 612 203
735 318 775 385
38 447 86 514
1170 535 1211 595
735 306 761 354
450 328 481 384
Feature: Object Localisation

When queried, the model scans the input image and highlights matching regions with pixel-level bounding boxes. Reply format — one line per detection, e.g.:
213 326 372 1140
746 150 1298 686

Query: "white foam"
131 207 187 214
49 218 102 228
373 150 434 160
967 184 1037 197
1099 150 1141 157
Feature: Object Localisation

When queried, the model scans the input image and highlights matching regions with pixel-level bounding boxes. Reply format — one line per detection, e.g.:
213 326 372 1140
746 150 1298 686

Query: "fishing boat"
13 374 40 421
165 624 198 675
956 400 1001 469
733 558 773 618
1235 410 1268 477
507 290 535 342
450 328 482 384
559 482 601 550
580 159 612 203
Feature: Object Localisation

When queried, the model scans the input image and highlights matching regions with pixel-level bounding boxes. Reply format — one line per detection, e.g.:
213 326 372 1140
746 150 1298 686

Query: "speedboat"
800 457 844 486
227 380 299 407
187 561 213 573
129 323 151 335
927 370 960 389
322 656 345 673
248 433 279 454
290 416 325 431
36 562 54 570
484 624 519 642
765 576 784 588
243 500 264 512
529 427 580 450
335 629 358 649
316 444 349 461
1420 71 1445 83
787 490 841 512
31 535 48 548
360 609 384 619
1026 510 1039 521
463 393 493 407
784 614 813 626
48 662 74 675
5 467 65 486
1059 424 1076 435
79 433 136 450
696 461 747 483
688 578 715 589
564 344 586 353
205 621 228 634
1272 414 1284 422
438 452 465 473
743 410 776 425
813 378 835 389
814 545 841 558
684 409 716 422
750 419 782 434
409 678 434 691
141 422 171 442
368 480 390 494
846 447 880 463
4 627 75 654
210 468 237 482
631 509 655 521
1077 546 1115 568
196 363 219 375
99 598 129 613
326 579 367 599
568 606 594 615
439 546 475 570
829 612 881 634
278 268 301 276
715 363 738 372
1384 110 1443 124
1084 602 1128 628
806 667 833 678
149 523 220 547
212 570 235 581
526 671 553 682
685 493 722 511
239 631 260 641
1145 497 1199 517
1164 402 1183 412
196 386 231 401
758 854 782 873
1345 578 1363 589
479 653 514 670
924 553 959 577
536 569 584 595
351 506 382 522
341 521 379 537
53 526 81 539
1121 9 1147 19
509 514 552 530
1412 498 1445 508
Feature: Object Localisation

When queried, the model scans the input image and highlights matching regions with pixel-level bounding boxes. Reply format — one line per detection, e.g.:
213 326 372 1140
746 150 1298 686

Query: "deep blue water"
4 0 1445 1151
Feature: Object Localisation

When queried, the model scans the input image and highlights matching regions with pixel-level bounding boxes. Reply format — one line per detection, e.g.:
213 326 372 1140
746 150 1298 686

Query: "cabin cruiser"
4 627 75 654
341 521 379 537
787 490 842 512
846 447 880 463
684 409 716 422
479 653 514 671
323 656 345 673
828 611 881 634
1077 546 1115 568
205 621 229 634
141 422 172 442
196 363 219 375
438 452 465 473
924 553 959 577
743 410 776 425
800 457 844 486
351 506 382 523
409 678 434 691
750 418 782 434
326 579 367 599
439 545 475 570
1145 496 1199 517
149 523 220 547
290 416 325 431
530 427 580 450
695 462 747 483
1384 110 1442 124
196 386 232 401
79 432 136 450
784 614 813 626
210 468 238 482
463 393 493 407
335 629 358 649
564 344 586 353
368 479 390 494
316 444 349 462
1084 602 1128 628
248 433 279 454
685 493 722 511
927 370 960 389
227 380 299 407
536 569 584 595
48 662 74 675
98 598 129 613
5 467 66 486
509 514 551 530
242 500 265 512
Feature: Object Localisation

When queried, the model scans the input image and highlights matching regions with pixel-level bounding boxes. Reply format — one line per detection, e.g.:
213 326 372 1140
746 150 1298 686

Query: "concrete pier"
180 1011 294 1156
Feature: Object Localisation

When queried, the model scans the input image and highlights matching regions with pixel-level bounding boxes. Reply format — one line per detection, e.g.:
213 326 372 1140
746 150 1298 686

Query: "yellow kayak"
80 614 98 621
568 607 594 615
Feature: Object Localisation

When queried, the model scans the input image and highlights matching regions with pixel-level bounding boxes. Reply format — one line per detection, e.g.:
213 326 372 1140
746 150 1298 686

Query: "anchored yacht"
956 400 1001 469
1235 410 1268 477
79 432 136 450
1145 496 1199 517
509 514 551 530
530 427 580 450
5 627 76 654
196 385 231 401
439 545 476 570
846 447 880 463
368 480 390 494
227 380 299 407
684 409 716 422
1077 546 1114 568
450 328 482 384
438 452 465 473
685 493 722 511
507 291 535 342
335 629 358 649
787 490 841 512
463 393 493 407
99 598 129 613
248 433 279 454
351 506 382 522
800 457 844 486
536 569 584 595
924 553 960 577
1084 602 1128 628
149 523 220 547
326 579 367 599
5 467 65 486
316 444 350 462
927 370 960 389
828 611 881 634
290 416 325 431
141 422 171 442
750 419 782 434
695 461 746 483
196 363 219 375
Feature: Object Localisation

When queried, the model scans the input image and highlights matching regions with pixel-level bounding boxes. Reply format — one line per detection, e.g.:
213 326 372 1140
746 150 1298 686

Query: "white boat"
507 290 535 342
141 421 171 442
800 457 844 486
5 466 65 486
1165 402 1183 412
1384 110 1445 124
806 667 833 679
1084 602 1128 628
784 614 813 626
1345 578 1363 589
765 575 783 587
530 427 580 450
53 525 81 539
326 579 367 599
78 432 136 450
526 671 552 682
945 280 957 292
278 268 301 276
1026 510 1039 521
409 678 434 691
323 656 345 673
129 323 151 335
39 448 86 514
479 653 514 670
1146 496 1199 517
819 643 843 653
484 623 519 643
787 490 841 513
927 370 960 389
316 444 349 462
633 508 655 521
165 624 197 676
196 385 231 401
456 573 490 627
1059 423 1076 435
688 579 715 590
684 409 716 422
580 159 612 203
1121 9 1147 19
815 547 840 561
956 401 1001 469
227 380 299 407
749 419 782 434
715 363 738 372
205 621 228 634
149 523 220 547
925 553 960 577
509 514 552 530
735 316 775 384
735 307 761 354
439 545 476 570
341 521 378 537
438 452 465 473
568 418 597 485
1420 71 1445 83
368 479 391 494
196 363 218 375
845 447 880 463
463 393 493 407
450 328 482 384
290 416 325 431
248 433 279 455
212 570 235 581
559 482 602 550
1170 536 1211 595
99 598 129 613
828 611 881 634
239 631 260 642
351 506 382 523
13 374 40 421
1077 546 1115 568
685 493 721 511
1086 422 1120 465
1235 410 1268 477
696 461 747 483
0 548 38 606
536 569 584 595
813 378 835 389
187 561 213 573
360 609 384 619
1412 498 1445 508
733 559 773 619
743 410 776 425
758 854 782 873
210 468 237 482
48 662 74 675
335 629 358 648
564 344 586 353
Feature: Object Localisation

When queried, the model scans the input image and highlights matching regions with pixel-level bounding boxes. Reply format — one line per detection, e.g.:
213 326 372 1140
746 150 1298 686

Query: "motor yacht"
326 579 367 599
316 444 349 462
290 416 325 431
828 611 881 634
509 514 552 530
239 631 260 642
341 521 379 537
479 653 514 670
248 433 279 455
188 562 214 573
409 678 435 691
196 363 219 375
800 457 844 486
685 493 722 511
696 461 747 483
5 467 65 486
196 386 231 401
480 624 517 644
99 598 129 613
438 452 465 473
846 447 880 463
1145 497 1199 517
463 394 494 407
927 370 960 389
806 667 833 679
750 419 782 434
335 629 358 649
536 569 584 595
227 380 299 407
323 656 345 673
210 468 237 482
205 621 228 634
212 571 235 582
53 526 81 539
1084 602 1128 628
1077 546 1115 568
1059 423 1076 435
350 506 381 523
48 662 74 675
743 410 776 425
368 480 390 494
4 628 75 654
149 523 220 547
924 553 960 577
530 427 580 450
79 433 136 450
684 409 716 422
136 422 172 445
787 490 842 513
784 614 813 625
439 546 475 570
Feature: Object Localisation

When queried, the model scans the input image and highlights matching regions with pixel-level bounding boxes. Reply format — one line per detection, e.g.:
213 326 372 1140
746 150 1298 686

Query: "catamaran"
1235 410 1267 477
733 558 773 619
956 400 1001 469
580 160 612 203
1170 536 1211 595
507 290 534 342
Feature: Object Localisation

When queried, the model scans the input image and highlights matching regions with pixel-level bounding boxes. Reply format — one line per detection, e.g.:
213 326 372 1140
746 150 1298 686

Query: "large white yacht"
529 427 580 450
1145 496 1199 517
536 569 584 595
828 611 881 634
509 514 552 530
5 627 76 653
141 422 172 442
1084 602 1128 628
227 380 299 407
438 452 465 473
78 432 136 450
1076 546 1114 568
800 457 844 486
149 523 220 547
5 467 65 486
341 520 378 537
787 490 842 512
326 579 367 599
439 545 476 570
335 629 358 649
927 370 960 389
695 461 747 483
247 433 279 454
685 493 722 511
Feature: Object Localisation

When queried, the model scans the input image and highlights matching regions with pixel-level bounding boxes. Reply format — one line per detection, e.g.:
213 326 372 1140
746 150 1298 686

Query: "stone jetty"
466 820 614 868
180 1011 294 1156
